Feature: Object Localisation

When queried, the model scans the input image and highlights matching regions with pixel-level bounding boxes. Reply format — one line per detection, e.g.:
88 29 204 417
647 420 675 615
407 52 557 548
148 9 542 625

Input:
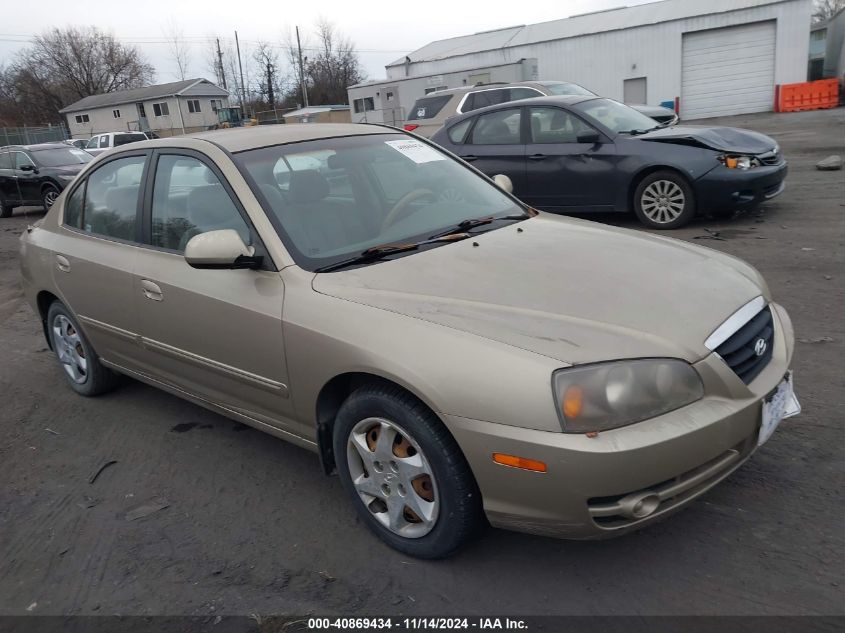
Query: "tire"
633 170 696 229
333 384 483 559
42 185 60 210
46 301 120 396
0 195 11 218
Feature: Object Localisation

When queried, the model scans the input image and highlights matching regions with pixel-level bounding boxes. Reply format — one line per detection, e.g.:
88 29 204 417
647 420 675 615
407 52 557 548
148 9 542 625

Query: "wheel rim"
641 180 685 224
44 190 59 208
346 417 439 538
52 314 88 384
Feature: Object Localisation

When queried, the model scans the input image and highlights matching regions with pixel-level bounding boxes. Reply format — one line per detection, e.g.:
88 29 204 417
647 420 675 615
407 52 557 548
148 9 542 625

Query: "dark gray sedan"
430 95 787 229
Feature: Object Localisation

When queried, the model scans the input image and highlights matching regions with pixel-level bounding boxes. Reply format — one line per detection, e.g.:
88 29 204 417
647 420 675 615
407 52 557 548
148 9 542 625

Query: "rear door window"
0 152 12 169
509 87 543 102
468 89 510 110
81 155 145 240
407 95 452 121
114 133 147 146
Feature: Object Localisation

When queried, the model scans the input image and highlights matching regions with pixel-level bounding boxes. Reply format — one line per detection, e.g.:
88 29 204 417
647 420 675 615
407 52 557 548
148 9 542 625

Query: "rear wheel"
0 195 11 218
333 384 483 559
47 301 120 396
42 185 60 210
634 170 696 229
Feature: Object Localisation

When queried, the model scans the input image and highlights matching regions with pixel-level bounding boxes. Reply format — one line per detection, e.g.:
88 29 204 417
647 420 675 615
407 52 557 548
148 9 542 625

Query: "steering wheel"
381 189 435 231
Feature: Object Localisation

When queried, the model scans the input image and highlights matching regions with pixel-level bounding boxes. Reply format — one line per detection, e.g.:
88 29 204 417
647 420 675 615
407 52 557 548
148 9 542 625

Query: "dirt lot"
1 109 843 617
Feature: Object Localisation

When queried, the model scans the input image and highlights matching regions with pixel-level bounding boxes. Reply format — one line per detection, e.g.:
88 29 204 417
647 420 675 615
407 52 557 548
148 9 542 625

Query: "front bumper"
695 161 788 212
443 302 795 539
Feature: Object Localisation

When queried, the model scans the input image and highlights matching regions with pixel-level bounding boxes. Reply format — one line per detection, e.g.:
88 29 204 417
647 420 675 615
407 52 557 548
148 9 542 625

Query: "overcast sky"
0 0 656 84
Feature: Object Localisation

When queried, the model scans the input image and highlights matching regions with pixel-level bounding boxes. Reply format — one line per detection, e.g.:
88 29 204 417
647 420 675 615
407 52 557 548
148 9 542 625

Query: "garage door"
681 21 776 120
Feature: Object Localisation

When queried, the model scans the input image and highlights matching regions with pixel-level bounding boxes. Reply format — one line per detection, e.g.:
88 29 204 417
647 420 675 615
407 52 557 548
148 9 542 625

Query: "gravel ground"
0 109 843 617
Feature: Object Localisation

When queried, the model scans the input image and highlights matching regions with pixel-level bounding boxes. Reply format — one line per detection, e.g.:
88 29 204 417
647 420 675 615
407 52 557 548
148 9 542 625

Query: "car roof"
165 123 400 153
449 94 598 120
0 143 71 152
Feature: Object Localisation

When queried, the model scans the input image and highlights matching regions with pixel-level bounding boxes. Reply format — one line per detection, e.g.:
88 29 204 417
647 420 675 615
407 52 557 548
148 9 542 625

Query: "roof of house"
282 105 351 118
387 0 796 67
60 79 229 114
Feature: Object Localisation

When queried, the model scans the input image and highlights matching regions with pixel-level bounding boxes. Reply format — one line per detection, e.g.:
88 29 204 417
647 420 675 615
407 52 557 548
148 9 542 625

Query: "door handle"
141 279 163 302
460 155 478 162
528 154 548 160
55 255 70 273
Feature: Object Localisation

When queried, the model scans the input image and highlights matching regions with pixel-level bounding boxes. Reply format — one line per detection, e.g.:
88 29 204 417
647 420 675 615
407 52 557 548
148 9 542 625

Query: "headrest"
288 170 329 204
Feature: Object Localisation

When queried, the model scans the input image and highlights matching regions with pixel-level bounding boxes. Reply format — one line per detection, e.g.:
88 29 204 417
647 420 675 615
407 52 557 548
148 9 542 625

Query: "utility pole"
266 61 275 108
215 38 227 90
234 31 247 115
295 26 309 107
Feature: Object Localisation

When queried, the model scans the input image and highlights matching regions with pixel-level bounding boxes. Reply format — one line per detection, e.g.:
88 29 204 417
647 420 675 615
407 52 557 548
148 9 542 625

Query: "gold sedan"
19 124 800 558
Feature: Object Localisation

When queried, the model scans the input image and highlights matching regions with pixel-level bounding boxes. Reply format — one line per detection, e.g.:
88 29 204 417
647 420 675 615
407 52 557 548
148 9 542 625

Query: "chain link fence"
1 125 70 146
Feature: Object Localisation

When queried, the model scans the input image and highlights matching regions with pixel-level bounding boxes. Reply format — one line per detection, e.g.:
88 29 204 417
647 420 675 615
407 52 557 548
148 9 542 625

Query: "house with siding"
59 78 230 139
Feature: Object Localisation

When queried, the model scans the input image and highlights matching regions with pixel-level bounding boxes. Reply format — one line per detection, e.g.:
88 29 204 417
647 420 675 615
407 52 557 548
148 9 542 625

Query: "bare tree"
813 0 845 22
253 41 283 108
163 19 191 81
6 26 153 123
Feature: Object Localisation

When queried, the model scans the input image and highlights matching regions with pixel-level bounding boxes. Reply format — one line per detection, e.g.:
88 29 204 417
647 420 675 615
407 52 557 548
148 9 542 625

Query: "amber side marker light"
492 453 548 473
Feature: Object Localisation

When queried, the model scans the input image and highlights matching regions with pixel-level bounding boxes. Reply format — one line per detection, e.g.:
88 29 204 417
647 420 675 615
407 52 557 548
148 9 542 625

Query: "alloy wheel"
52 314 88 384
641 180 685 224
346 417 439 538
43 189 60 209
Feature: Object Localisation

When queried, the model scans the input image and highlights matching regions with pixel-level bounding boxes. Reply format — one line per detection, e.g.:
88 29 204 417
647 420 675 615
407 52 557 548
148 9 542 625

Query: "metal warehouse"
348 0 812 123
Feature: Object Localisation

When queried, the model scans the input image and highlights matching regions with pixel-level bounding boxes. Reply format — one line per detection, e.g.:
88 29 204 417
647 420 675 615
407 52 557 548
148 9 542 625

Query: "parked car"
405 81 679 137
63 139 89 150
430 95 787 229
0 143 93 217
20 124 799 558
84 132 148 156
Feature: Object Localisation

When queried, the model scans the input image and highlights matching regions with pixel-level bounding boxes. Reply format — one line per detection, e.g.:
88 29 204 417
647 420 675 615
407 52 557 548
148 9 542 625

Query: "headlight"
720 155 761 170
552 359 704 433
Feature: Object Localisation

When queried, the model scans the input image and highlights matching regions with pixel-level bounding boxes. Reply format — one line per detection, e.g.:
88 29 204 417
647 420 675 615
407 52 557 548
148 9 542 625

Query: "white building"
348 0 812 123
60 78 230 139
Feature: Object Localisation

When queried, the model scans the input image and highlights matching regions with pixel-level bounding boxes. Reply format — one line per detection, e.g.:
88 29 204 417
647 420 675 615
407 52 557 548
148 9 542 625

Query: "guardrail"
775 78 840 113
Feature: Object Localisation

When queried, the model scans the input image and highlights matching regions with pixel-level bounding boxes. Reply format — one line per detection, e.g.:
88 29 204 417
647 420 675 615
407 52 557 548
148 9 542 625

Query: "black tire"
0 195 11 218
46 301 120 396
42 185 60 210
633 170 696 229
333 384 484 559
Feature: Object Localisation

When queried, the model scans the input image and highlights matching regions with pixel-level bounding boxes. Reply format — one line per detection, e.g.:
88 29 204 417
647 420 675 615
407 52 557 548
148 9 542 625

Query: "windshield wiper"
314 233 471 273
623 125 661 136
428 212 533 240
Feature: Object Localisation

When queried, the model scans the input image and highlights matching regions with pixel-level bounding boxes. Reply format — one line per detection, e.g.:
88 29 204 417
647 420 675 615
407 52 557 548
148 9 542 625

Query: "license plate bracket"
759 371 801 447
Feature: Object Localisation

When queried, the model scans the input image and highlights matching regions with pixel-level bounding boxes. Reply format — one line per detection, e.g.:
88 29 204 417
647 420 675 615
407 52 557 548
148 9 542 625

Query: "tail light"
403 124 419 132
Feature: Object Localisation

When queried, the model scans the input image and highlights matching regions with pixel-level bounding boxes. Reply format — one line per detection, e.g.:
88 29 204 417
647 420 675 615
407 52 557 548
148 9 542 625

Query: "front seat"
178 171 249 251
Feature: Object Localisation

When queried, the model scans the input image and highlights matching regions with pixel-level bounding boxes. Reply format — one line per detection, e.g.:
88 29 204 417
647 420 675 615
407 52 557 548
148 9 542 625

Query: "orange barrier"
775 79 840 113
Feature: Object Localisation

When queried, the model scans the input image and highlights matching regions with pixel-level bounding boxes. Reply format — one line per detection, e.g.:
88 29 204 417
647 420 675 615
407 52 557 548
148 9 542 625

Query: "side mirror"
493 174 513 194
19 164 36 172
577 131 601 144
184 229 263 270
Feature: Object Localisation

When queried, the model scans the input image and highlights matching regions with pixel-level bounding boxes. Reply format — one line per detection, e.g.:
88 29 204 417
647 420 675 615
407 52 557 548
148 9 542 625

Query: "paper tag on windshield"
384 140 445 164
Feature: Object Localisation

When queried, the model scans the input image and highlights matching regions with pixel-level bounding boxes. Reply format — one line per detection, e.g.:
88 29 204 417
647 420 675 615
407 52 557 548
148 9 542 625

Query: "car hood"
52 164 85 175
312 215 765 365
635 125 776 154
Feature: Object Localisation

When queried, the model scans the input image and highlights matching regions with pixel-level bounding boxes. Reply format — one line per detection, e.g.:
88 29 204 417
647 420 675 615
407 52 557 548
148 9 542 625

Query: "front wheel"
333 385 483 559
42 185 60 210
633 171 696 229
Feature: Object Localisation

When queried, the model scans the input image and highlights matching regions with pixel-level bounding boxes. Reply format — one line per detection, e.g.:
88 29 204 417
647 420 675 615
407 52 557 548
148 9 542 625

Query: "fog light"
618 491 661 519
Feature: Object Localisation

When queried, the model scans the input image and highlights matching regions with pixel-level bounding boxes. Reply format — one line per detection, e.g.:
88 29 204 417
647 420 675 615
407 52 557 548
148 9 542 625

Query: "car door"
52 152 149 370
458 107 527 195
131 150 294 431
99 135 111 151
0 150 22 206
13 151 42 204
522 106 619 211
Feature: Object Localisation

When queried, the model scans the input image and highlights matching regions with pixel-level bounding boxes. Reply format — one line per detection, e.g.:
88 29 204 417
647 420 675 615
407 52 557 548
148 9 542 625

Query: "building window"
353 97 375 113
210 99 222 111
74 114 90 123
811 29 826 41
153 102 170 117
187 99 201 113
424 86 447 94
113 109 121 118
386 92 394 102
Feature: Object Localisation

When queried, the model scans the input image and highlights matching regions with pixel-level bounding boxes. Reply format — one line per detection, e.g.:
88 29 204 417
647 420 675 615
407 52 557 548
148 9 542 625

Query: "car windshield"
31 147 93 167
235 133 525 271
574 98 660 134
539 82 595 97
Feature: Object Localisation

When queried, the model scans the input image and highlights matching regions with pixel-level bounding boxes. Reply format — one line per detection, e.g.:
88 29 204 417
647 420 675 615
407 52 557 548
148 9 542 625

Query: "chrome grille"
715 305 774 384
759 150 781 166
